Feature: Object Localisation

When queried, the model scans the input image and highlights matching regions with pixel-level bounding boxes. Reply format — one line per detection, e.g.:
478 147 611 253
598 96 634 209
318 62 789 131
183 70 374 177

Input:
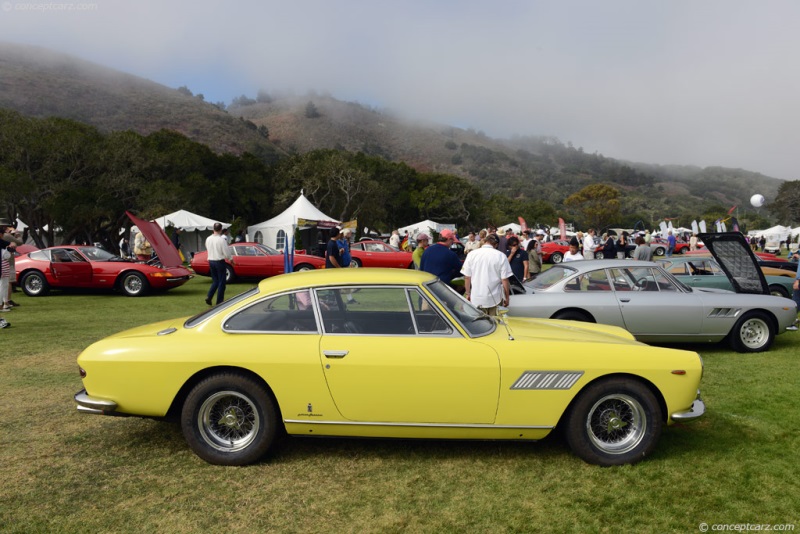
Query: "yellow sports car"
75 269 705 467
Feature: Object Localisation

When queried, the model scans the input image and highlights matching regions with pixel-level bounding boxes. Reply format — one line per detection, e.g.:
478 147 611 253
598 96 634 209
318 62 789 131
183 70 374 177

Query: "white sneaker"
0 306 11 312
0 319 9 328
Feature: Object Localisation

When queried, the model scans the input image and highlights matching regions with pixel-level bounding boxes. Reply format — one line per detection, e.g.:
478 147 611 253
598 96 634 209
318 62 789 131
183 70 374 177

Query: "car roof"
549 259 658 271
256 267 436 293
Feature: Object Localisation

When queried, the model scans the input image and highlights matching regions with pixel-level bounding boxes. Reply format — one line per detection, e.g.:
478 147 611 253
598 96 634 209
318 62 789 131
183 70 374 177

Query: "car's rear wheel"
350 258 362 268
21 271 50 296
181 373 278 466
552 310 593 322
653 246 665 256
119 272 149 297
294 263 315 272
768 284 790 298
564 378 662 466
728 311 775 353
225 264 236 283
550 252 563 264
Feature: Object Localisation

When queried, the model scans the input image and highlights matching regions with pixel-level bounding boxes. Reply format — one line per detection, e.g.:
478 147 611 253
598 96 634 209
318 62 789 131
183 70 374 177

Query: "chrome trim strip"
284 419 552 430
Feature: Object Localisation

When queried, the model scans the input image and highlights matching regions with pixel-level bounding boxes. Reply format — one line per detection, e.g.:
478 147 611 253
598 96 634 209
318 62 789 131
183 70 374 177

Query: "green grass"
1 277 799 533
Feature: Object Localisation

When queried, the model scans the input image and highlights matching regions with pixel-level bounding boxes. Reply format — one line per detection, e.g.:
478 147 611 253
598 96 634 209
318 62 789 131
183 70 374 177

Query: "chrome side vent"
708 308 741 319
511 371 584 390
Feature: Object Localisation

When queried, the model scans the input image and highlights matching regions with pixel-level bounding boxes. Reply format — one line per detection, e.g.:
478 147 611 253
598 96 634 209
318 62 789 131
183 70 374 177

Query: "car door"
49 248 93 286
610 267 702 335
317 286 500 424
234 244 281 278
560 268 626 326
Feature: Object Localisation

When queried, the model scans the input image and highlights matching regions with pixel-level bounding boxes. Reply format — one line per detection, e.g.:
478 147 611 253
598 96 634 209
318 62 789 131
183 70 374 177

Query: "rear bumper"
671 391 706 422
74 389 118 415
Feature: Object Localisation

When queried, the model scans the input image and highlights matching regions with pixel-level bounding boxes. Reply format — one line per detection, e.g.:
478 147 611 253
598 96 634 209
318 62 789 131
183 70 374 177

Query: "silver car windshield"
525 265 578 290
425 279 495 337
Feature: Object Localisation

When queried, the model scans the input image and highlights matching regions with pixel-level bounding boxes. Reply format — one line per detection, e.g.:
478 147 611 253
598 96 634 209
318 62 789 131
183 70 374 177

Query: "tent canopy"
152 209 229 257
247 194 340 250
397 219 456 238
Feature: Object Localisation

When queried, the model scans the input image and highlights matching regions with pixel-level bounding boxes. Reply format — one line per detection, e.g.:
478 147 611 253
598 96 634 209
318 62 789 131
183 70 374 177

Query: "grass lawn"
1 276 798 533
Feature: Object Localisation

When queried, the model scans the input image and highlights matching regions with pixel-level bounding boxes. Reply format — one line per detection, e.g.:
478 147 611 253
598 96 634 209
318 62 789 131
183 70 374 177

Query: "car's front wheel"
225 264 236 283
181 373 278 466
768 284 790 298
21 271 50 296
550 252 563 264
564 378 662 466
653 246 666 256
294 263 315 272
349 258 362 268
728 311 775 353
119 272 149 297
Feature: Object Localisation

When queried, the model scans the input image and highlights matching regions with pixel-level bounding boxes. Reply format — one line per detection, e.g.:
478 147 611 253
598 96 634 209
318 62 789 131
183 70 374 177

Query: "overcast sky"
2 0 798 180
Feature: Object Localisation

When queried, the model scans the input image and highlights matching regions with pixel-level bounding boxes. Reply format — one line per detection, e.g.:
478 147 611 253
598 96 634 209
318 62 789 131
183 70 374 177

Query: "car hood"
127 211 184 269
698 232 769 295
504 316 640 345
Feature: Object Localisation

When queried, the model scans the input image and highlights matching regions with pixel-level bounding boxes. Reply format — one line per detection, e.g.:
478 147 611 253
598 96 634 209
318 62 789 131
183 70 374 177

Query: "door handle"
619 298 631 303
323 350 349 359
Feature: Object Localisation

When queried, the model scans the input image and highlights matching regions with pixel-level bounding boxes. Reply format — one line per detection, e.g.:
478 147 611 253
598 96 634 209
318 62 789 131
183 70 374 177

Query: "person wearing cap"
326 227 343 268
412 233 430 269
461 233 513 316
420 228 462 287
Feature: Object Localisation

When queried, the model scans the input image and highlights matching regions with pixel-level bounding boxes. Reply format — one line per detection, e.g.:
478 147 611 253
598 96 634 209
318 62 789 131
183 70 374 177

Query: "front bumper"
74 389 118 415
671 391 706 422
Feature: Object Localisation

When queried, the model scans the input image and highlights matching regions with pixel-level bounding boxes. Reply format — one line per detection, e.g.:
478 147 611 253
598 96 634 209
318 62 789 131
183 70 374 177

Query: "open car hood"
698 232 769 295
126 211 184 269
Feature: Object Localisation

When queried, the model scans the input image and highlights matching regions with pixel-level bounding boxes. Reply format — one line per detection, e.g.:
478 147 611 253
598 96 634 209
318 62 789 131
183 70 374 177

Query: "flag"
730 217 740 232
558 218 566 241
518 217 527 234
691 220 699 235
728 205 737 215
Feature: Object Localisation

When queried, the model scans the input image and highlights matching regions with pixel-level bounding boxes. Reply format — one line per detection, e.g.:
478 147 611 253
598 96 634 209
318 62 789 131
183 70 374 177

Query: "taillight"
79 367 86 378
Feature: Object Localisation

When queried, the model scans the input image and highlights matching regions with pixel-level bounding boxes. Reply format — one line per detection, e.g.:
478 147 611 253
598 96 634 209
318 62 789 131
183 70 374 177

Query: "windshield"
425 279 495 337
525 265 578 290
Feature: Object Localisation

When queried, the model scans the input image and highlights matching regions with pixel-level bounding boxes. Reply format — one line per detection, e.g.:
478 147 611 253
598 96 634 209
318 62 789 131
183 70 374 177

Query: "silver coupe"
507 236 797 353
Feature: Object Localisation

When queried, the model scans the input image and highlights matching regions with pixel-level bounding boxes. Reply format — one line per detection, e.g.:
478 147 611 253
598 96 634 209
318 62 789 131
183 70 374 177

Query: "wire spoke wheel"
198 391 260 452
586 394 646 455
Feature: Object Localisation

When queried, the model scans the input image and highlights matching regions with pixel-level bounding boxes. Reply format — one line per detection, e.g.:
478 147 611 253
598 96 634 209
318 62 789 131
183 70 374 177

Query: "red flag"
727 205 737 215
518 217 527 234
558 218 566 241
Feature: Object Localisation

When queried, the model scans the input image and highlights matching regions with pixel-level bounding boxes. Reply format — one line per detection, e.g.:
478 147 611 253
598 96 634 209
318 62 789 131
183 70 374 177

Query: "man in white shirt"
583 228 597 260
205 222 234 306
461 234 513 316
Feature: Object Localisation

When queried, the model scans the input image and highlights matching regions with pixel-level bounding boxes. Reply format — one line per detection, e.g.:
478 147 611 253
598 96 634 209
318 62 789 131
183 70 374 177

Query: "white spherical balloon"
750 194 765 208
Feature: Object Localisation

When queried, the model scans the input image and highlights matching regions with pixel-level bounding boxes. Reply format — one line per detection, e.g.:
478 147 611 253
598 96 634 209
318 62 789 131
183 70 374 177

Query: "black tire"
293 263 315 272
225 264 236 283
181 373 278 466
119 272 149 297
653 247 666 256
407 262 415 269
595 251 604 260
564 378 662 466
552 310 593 322
550 252 563 264
728 311 775 353
350 258 362 268
768 284 790 298
21 271 50 296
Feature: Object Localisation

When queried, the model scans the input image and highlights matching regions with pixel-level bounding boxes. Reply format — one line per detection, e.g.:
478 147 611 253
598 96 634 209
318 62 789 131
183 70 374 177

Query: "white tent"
397 219 457 239
750 225 792 243
153 209 230 258
498 222 521 234
247 194 340 252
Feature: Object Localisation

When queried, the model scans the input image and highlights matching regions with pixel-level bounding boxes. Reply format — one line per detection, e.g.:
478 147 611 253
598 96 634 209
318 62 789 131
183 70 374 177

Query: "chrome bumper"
75 389 118 415
671 391 705 422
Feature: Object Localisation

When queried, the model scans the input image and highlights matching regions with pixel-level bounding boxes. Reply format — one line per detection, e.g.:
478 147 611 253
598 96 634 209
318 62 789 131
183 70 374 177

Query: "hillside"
231 94 784 216
0 42 785 224
0 42 281 161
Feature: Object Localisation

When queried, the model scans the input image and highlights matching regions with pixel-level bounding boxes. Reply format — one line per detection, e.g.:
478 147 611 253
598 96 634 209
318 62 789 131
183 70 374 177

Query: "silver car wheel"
737 316 770 350
585 393 646 455
197 391 260 453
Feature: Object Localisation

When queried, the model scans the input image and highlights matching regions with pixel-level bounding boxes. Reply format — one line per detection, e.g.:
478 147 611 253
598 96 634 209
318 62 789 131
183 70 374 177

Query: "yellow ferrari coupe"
75 269 704 466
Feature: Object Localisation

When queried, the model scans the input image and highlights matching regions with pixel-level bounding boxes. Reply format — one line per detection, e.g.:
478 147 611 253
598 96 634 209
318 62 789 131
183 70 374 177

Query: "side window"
608 268 635 291
366 243 382 252
627 267 659 291
67 250 87 262
223 290 317 333
317 287 415 335
52 249 72 263
408 289 453 334
564 270 611 292
654 270 679 291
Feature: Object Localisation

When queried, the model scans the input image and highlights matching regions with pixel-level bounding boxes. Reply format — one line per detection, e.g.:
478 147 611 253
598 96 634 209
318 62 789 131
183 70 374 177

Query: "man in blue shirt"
326 227 343 268
666 230 677 257
420 228 462 286
791 250 800 310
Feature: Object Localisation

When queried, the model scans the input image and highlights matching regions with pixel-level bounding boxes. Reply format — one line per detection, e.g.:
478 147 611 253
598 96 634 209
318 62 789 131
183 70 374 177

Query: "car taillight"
79 367 86 378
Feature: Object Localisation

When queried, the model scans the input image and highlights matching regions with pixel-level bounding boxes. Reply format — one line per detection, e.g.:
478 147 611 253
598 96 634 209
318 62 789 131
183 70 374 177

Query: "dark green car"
657 256 794 298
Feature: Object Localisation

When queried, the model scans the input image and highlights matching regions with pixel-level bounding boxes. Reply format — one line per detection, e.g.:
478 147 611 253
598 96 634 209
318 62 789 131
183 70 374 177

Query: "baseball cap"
536 229 546 236
416 232 430 241
439 229 456 241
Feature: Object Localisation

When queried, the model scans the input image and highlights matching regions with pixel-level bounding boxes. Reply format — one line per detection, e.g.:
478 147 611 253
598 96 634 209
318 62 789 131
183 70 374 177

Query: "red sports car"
191 242 325 282
348 240 414 268
14 213 192 297
540 240 572 263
